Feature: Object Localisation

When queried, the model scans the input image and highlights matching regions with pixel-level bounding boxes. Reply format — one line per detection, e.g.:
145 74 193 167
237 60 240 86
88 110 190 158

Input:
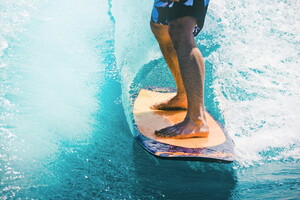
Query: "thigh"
168 16 197 35
168 0 209 36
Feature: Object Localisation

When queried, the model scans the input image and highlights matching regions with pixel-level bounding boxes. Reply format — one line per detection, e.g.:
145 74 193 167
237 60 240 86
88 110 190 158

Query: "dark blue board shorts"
151 0 210 37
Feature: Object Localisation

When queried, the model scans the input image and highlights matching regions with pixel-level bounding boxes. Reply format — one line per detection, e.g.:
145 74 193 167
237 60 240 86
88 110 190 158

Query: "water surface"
1 0 299 199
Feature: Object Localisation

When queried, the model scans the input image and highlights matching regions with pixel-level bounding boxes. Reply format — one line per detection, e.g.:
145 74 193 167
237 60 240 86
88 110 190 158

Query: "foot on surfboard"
155 118 209 139
150 94 187 110
133 88 235 162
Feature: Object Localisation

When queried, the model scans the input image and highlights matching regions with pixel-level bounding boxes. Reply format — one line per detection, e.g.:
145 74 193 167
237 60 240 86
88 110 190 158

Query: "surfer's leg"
155 16 209 139
150 22 187 110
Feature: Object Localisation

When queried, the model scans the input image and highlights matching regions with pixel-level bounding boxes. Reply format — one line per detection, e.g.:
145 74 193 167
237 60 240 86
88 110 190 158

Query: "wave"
205 0 300 166
1 0 299 170
0 0 112 190
112 0 300 166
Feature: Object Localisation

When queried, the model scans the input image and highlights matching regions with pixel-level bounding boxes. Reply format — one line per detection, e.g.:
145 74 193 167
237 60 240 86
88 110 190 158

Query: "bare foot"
150 94 187 110
155 118 209 139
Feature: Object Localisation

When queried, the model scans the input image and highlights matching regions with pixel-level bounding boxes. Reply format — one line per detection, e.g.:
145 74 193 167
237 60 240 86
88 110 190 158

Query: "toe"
155 126 172 137
150 104 159 110
155 127 167 137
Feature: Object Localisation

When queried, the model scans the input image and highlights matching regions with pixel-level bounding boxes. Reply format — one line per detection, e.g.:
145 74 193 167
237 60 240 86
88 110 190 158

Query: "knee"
168 23 182 44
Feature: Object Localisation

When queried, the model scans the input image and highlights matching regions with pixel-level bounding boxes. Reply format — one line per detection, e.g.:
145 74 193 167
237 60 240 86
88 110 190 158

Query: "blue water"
1 0 299 199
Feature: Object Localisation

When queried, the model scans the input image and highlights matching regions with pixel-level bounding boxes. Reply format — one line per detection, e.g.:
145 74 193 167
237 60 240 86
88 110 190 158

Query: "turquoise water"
1 0 299 199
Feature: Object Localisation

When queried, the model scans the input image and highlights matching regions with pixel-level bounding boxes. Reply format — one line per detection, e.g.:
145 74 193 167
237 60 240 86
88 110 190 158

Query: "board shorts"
151 0 210 37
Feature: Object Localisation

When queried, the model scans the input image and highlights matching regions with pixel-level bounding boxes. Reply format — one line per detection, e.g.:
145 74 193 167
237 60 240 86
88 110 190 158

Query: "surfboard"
132 87 235 163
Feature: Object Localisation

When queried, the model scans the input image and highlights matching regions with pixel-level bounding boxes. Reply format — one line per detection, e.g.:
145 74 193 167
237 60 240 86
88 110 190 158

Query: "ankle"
185 114 207 125
175 92 187 99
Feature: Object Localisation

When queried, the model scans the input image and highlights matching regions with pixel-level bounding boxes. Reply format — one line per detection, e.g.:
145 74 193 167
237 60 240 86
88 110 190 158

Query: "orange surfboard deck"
132 87 235 162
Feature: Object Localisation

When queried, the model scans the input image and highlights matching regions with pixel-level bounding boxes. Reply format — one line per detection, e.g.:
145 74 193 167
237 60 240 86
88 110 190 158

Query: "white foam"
0 0 110 161
203 0 300 166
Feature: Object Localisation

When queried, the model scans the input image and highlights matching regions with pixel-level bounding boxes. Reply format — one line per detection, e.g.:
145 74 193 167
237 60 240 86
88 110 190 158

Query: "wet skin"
150 22 187 110
150 16 209 138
